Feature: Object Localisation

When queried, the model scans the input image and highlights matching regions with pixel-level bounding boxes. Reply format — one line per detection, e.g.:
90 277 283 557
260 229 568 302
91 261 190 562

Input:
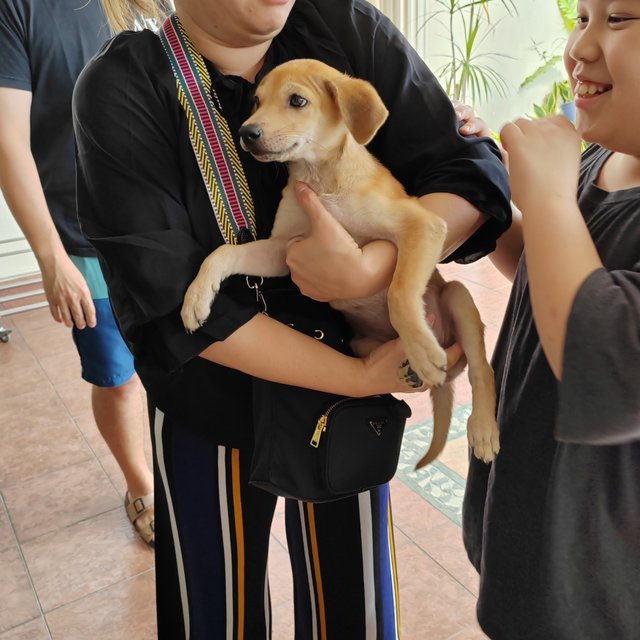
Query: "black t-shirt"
0 0 108 255
73 0 511 445
463 144 640 639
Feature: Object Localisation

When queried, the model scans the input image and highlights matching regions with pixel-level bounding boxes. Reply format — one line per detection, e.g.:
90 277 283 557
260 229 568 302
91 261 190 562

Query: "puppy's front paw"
467 413 500 463
181 279 219 333
403 332 447 387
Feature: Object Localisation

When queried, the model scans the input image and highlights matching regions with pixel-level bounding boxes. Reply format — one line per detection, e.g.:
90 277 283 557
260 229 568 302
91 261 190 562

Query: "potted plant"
420 0 518 105
520 0 578 120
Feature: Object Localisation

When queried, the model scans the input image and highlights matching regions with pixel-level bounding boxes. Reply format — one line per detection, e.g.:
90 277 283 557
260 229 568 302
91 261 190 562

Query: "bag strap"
159 14 256 245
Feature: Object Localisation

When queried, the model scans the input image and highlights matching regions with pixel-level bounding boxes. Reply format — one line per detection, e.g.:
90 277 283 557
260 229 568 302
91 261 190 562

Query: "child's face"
564 0 640 154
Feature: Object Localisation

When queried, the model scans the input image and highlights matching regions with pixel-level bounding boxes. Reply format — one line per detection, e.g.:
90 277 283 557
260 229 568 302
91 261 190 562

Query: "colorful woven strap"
160 14 256 245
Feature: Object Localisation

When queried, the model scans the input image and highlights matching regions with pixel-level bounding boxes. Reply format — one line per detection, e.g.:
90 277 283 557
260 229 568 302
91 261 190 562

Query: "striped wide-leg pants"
151 407 402 639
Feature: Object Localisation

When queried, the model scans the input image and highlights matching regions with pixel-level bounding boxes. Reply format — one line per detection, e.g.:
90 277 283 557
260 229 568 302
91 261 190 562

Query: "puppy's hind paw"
467 415 500 464
404 345 448 388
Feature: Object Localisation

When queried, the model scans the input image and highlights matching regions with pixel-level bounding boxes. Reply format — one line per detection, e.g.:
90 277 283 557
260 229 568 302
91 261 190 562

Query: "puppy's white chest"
271 188 375 246
319 193 375 245
270 191 312 238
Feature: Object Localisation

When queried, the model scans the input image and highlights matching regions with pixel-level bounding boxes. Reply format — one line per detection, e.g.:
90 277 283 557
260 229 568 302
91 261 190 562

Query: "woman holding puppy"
74 0 510 637
457 0 640 637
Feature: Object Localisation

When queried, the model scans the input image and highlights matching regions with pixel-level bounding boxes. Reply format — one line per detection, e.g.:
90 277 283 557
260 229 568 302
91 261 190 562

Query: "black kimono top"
73 0 511 445
464 144 640 639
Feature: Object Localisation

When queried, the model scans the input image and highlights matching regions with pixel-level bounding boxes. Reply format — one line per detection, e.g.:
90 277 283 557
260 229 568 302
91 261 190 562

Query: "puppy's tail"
415 383 454 469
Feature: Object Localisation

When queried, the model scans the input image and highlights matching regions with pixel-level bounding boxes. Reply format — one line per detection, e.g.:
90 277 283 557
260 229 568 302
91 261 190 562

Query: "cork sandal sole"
125 492 155 548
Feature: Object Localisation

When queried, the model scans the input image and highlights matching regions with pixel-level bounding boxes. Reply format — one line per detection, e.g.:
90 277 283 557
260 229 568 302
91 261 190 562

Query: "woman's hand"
202 311 464 397
452 99 491 137
286 182 397 301
452 99 508 167
361 337 464 395
500 116 581 216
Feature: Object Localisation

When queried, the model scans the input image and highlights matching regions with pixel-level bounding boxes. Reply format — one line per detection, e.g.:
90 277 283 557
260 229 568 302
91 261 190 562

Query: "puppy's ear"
326 76 389 145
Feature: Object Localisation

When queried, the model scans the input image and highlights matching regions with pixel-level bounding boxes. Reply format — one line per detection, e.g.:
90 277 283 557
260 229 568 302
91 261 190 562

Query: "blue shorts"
70 256 135 388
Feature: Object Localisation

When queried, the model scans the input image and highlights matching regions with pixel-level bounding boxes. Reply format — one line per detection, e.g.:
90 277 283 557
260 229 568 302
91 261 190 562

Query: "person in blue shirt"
0 0 154 547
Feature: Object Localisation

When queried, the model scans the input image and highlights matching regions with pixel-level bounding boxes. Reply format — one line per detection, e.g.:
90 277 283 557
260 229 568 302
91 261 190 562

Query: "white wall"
0 191 38 280
373 0 570 131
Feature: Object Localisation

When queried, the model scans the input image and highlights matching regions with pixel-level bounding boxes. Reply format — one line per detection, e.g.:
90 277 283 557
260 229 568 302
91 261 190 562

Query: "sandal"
125 492 155 548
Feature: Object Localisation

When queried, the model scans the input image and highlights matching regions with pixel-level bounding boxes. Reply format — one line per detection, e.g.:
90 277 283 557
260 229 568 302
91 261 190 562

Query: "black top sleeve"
556 266 640 444
0 1 30 90
73 36 261 373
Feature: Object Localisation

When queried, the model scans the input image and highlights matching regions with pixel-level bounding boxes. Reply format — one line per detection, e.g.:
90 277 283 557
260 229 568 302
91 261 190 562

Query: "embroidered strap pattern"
160 14 256 244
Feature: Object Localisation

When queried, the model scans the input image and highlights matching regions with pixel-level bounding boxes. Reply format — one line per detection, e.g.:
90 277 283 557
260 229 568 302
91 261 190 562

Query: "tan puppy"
181 59 499 466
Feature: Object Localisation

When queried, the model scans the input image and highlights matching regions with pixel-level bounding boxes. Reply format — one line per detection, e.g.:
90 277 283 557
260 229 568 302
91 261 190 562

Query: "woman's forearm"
418 192 487 260
348 192 493 298
199 312 406 396
489 205 523 282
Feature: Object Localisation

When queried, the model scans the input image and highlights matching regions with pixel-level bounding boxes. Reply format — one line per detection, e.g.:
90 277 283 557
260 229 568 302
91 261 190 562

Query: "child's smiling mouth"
574 79 612 97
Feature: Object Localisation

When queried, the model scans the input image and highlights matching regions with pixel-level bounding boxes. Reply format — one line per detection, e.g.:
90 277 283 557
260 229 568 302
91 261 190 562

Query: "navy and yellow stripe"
152 410 277 639
285 486 401 639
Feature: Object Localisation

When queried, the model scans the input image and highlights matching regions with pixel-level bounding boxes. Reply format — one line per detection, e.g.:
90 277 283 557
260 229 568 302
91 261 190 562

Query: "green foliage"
557 0 578 32
531 80 574 118
523 0 578 118
520 54 563 90
421 0 518 104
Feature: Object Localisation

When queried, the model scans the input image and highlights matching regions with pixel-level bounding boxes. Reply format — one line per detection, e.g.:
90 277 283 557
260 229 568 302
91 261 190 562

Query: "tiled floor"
0 258 511 639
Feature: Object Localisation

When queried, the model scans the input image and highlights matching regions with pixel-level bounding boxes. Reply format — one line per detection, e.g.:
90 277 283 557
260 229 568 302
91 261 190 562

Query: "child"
461 1 640 638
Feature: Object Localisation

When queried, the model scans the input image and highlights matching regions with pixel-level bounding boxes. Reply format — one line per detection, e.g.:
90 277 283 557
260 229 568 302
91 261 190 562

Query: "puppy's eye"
289 94 307 108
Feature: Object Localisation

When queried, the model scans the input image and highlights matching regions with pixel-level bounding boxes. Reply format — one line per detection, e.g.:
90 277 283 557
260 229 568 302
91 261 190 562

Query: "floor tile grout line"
1 311 149 629
0 444 118 494
394 519 479 601
2 291 504 637
446 623 485 640
0 492 54 639
1 309 123 496
39 567 155 617
23 315 130 500
0 615 52 640
0 437 108 496
0 312 91 639
11 502 126 547
269 530 289 554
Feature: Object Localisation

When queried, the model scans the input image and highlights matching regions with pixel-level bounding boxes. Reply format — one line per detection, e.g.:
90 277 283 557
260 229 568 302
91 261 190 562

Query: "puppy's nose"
239 124 263 145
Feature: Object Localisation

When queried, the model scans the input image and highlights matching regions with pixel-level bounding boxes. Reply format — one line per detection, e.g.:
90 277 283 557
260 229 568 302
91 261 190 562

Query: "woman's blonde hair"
101 0 171 32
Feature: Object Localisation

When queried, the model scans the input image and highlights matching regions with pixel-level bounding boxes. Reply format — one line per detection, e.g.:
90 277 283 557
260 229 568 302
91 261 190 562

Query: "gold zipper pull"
310 415 328 448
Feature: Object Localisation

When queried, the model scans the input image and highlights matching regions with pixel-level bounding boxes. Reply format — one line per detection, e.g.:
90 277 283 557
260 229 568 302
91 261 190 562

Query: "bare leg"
91 374 154 539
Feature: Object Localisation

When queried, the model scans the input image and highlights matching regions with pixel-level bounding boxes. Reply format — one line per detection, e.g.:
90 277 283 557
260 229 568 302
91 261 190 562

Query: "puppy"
181 59 499 466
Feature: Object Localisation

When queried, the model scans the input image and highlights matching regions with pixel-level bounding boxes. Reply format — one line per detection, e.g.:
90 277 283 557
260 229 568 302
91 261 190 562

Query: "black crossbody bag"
249 285 411 502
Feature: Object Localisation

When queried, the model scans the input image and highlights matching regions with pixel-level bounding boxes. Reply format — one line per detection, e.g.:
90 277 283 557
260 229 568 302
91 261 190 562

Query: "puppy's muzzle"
239 124 264 153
